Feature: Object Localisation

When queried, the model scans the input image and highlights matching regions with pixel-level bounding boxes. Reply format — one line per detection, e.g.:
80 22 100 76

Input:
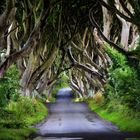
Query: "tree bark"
102 0 112 39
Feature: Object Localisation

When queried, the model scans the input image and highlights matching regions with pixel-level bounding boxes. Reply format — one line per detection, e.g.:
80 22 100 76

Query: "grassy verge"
87 100 140 132
0 128 36 140
24 100 48 125
0 97 48 140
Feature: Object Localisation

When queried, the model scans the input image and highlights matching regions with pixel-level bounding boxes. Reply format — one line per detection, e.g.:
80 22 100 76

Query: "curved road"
33 88 132 140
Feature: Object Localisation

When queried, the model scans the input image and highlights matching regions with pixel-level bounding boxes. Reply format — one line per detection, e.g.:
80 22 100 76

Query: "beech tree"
0 0 140 100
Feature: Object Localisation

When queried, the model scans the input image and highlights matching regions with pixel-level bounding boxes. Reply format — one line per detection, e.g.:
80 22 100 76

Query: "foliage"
105 44 127 68
104 44 140 111
87 100 140 132
0 128 36 140
51 72 69 95
0 64 48 139
0 65 20 108
0 96 47 129
128 37 140 59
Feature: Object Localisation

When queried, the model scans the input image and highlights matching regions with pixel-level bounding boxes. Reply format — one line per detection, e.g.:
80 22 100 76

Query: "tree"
0 0 140 104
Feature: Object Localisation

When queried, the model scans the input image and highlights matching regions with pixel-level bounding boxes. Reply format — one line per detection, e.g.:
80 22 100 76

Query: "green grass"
24 102 48 125
0 128 36 140
88 100 140 132
0 98 48 140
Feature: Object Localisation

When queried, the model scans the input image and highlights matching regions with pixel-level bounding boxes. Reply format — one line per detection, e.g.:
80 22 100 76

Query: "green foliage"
0 65 19 108
51 72 69 95
0 64 47 140
0 96 47 129
105 44 127 69
87 100 140 132
128 37 140 59
104 44 140 111
0 128 36 140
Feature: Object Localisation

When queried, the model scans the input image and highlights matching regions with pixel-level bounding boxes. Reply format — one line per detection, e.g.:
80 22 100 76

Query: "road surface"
32 88 135 140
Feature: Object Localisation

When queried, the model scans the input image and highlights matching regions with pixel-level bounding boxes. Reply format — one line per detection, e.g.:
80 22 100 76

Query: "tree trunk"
102 0 112 39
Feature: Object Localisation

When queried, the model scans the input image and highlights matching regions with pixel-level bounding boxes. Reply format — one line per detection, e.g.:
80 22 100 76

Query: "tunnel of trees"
0 0 140 138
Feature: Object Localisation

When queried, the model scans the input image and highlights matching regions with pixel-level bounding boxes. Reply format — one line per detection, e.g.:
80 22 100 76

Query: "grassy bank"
0 97 48 140
0 128 36 140
87 99 140 132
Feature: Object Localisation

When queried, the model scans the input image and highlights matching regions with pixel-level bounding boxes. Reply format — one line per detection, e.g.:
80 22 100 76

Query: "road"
32 88 135 140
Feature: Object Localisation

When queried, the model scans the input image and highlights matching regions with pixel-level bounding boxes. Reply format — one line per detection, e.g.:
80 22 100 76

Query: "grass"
88 100 140 132
0 98 48 140
0 128 36 140
24 102 48 125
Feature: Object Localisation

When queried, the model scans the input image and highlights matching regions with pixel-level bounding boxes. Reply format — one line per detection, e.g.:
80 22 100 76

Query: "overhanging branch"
67 47 106 84
98 0 134 23
89 6 128 56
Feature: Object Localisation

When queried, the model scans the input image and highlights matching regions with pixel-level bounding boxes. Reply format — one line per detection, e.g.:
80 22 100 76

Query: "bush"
0 96 47 129
0 120 25 129
88 100 140 132
0 65 19 108
105 44 140 111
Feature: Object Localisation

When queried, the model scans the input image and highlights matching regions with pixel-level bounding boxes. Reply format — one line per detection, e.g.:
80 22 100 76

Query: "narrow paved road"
33 88 130 140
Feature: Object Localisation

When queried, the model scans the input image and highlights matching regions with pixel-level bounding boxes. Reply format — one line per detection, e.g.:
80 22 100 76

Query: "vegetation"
0 97 47 140
47 72 70 102
0 65 19 108
51 72 69 94
86 44 140 132
88 99 140 132
104 44 140 112
0 128 35 140
0 65 47 139
0 0 140 138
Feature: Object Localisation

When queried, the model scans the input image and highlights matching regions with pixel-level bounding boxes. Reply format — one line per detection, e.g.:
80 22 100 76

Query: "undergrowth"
0 97 47 140
86 42 140 133
0 128 36 140
87 99 140 132
0 65 48 140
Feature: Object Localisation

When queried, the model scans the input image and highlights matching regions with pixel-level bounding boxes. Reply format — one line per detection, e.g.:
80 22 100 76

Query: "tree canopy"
0 0 140 112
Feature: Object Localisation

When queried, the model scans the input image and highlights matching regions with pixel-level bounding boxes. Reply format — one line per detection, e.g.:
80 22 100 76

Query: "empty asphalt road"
32 88 135 140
